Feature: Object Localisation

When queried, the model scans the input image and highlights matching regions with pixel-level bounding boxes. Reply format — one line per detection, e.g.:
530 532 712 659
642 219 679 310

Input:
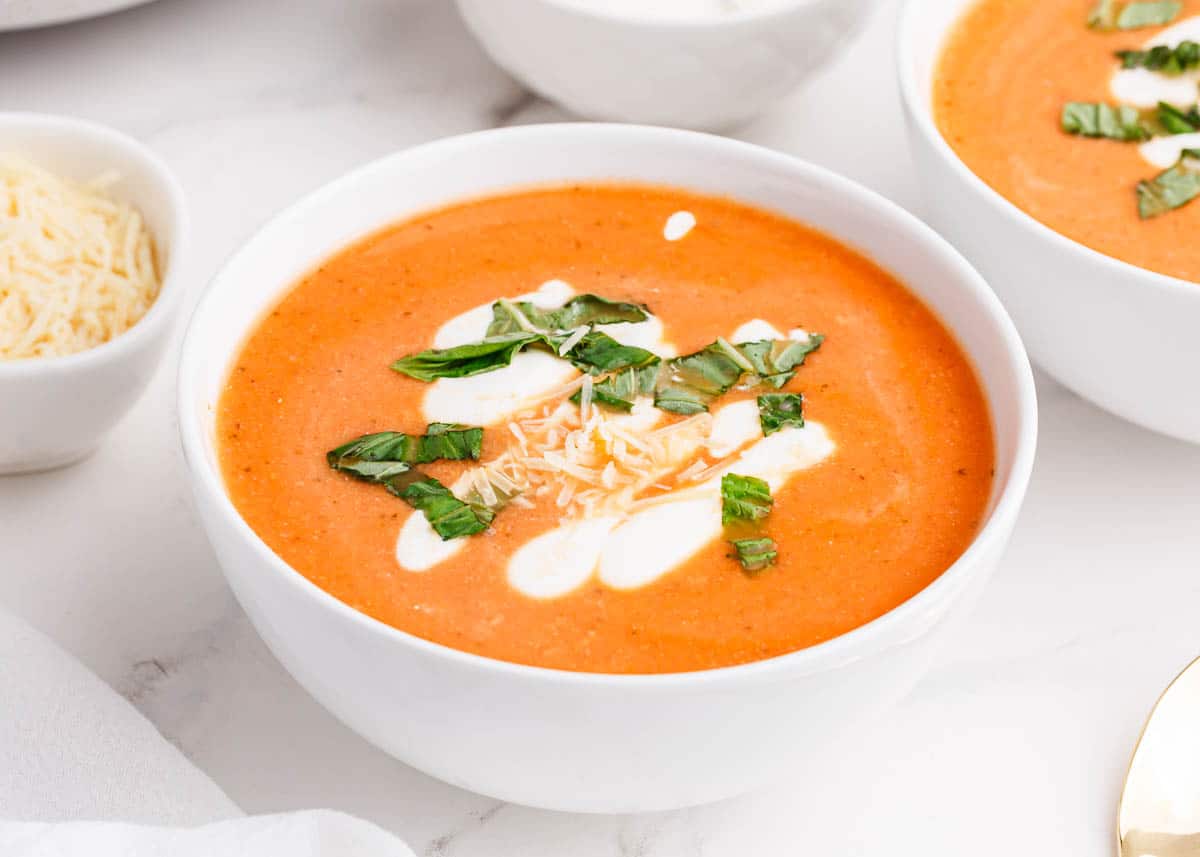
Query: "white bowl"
455 0 881 130
898 0 1200 444
178 124 1036 813
0 113 188 475
0 0 160 31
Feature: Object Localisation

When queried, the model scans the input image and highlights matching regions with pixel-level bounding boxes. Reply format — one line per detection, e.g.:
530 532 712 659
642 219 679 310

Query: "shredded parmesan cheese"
0 154 160 360
450 393 726 523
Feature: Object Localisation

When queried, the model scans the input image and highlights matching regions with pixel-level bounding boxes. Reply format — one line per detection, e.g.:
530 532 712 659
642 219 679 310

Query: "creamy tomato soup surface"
218 184 994 674
936 0 1200 282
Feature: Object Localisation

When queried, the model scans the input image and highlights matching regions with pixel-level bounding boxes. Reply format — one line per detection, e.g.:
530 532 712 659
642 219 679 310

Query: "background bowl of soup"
178 123 1036 812
899 0 1200 444
455 0 881 129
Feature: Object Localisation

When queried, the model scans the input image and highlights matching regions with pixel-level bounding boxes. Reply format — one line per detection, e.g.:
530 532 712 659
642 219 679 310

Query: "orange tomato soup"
935 0 1200 282
218 185 994 674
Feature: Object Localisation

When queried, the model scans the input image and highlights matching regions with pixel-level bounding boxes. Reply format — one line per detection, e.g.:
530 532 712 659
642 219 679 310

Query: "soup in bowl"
179 124 1035 812
900 0 1200 443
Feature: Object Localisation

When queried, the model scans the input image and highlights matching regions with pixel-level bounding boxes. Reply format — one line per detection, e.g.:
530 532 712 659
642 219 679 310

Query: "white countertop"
3 0 1200 853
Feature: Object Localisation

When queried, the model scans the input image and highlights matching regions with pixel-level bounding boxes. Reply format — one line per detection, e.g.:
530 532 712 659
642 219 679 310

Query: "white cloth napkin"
0 609 416 856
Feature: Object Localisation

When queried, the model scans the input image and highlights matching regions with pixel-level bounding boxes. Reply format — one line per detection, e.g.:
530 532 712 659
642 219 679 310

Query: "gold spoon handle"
1121 829 1200 856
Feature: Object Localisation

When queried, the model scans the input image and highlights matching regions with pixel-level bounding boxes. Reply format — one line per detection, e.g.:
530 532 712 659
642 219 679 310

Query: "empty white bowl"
0 113 188 474
178 124 1036 812
898 0 1200 444
455 0 881 129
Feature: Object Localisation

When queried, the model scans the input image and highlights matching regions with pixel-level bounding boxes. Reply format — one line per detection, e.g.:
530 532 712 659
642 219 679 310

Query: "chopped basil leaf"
391 332 540 381
1117 0 1182 28
654 341 747 415
394 475 491 539
327 457 415 482
327 425 490 539
652 335 824 415
757 393 805 436
1061 102 1149 141
1117 40 1200 73
721 475 779 574
1156 101 1200 134
1090 0 1181 28
572 363 660 412
391 328 656 382
728 537 778 574
486 294 649 336
561 330 660 375
1137 155 1200 218
739 335 825 388
327 425 483 472
720 473 773 526
393 291 659 382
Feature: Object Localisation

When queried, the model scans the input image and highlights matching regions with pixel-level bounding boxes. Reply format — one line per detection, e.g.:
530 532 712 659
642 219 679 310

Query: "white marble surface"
3 0 1200 853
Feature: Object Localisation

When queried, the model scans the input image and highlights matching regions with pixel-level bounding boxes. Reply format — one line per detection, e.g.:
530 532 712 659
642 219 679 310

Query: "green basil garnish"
1118 0 1182 28
1156 101 1200 134
1117 40 1200 73
1137 154 1200 218
757 393 805 436
393 475 492 540
737 336 824 388
392 329 657 382
654 339 748 415
721 475 779 574
652 335 824 415
391 332 539 381
1090 0 1181 29
327 424 482 470
486 294 649 336
728 537 778 574
572 363 661 412
328 459 489 540
327 424 491 539
562 330 660 376
392 293 660 381
1061 102 1150 141
720 473 773 525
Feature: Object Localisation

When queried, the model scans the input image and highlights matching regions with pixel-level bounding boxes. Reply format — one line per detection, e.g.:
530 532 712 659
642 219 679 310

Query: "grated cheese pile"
453 375 731 523
0 153 160 361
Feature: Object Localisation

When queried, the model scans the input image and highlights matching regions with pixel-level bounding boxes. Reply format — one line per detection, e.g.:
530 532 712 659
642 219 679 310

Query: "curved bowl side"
178 124 1036 812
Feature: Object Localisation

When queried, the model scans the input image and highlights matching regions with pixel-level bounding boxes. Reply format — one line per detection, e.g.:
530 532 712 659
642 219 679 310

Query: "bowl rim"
178 122 1037 688
0 111 189 376
895 0 1200 301
515 0 828 29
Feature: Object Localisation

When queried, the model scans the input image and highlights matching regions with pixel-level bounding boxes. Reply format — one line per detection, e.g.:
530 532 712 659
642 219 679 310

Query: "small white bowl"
455 0 881 130
0 113 188 474
898 0 1200 444
179 124 1036 812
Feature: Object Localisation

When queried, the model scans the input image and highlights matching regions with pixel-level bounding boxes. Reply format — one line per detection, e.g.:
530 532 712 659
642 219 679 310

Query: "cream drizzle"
1108 16 1200 167
422 280 673 426
398 313 834 598
663 211 696 241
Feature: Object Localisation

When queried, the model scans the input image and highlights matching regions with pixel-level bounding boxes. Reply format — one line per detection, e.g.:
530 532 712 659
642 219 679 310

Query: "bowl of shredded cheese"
0 112 187 474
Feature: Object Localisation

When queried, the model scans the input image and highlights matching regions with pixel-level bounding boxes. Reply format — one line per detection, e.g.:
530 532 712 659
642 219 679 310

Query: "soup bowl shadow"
178 124 1036 813
898 0 1200 445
